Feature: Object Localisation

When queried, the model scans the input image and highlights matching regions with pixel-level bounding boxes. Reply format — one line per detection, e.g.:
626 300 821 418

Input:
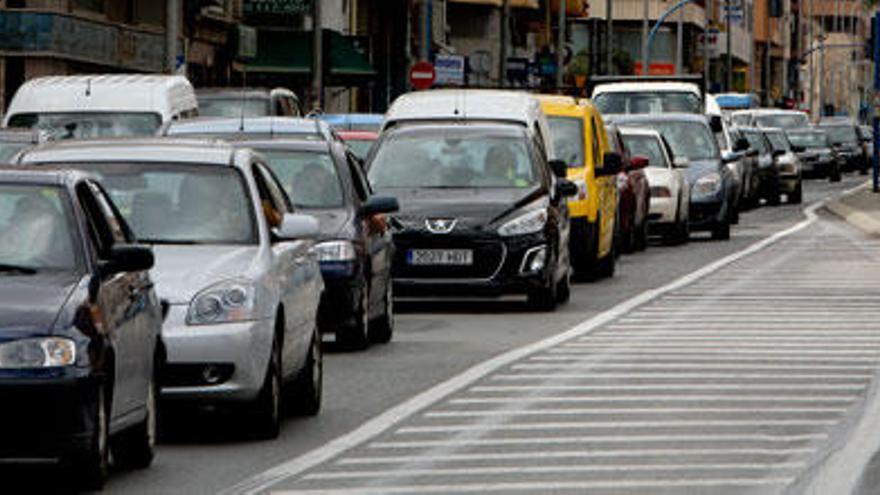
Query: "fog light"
202 365 223 385
521 245 547 274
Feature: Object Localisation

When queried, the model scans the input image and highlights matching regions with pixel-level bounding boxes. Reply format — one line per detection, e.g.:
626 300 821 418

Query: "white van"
382 89 553 158
3 74 198 139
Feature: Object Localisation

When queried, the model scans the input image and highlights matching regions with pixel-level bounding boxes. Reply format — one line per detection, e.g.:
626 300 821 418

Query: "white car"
17 138 325 439
619 127 690 244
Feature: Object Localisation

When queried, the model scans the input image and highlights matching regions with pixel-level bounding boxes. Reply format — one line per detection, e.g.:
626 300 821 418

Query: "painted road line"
511 363 878 371
468 384 867 392
220 201 828 495
491 372 873 380
422 407 847 418
528 355 880 364
368 434 828 449
395 419 839 434
448 396 857 404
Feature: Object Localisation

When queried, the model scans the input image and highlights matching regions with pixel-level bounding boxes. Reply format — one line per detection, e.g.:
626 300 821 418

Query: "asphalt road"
5 175 867 494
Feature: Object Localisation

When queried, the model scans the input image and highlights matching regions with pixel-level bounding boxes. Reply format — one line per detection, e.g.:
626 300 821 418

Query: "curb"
823 182 879 235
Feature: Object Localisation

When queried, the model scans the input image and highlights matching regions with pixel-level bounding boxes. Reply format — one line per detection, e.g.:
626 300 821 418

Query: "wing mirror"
274 213 320 241
709 115 723 133
555 179 578 197
772 149 786 158
673 156 690 168
721 151 741 164
790 144 806 153
101 245 154 276
360 196 400 216
549 159 568 179
598 152 623 176
630 155 649 170
734 136 750 152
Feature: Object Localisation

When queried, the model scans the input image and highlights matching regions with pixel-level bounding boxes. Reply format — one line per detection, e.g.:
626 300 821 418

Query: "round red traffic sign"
409 61 436 90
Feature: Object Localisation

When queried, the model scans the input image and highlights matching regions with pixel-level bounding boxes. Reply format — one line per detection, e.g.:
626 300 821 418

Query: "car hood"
0 272 81 335
303 208 353 240
150 245 262 304
382 186 545 229
683 159 723 184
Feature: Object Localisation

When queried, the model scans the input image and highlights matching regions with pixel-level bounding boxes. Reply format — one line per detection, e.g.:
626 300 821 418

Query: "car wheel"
664 205 682 246
368 281 394 344
636 216 649 252
730 200 740 225
251 336 282 440
555 269 571 304
767 182 781 206
528 263 558 312
830 167 842 182
573 218 600 281
711 217 731 241
789 182 803 204
70 385 110 490
113 368 157 469
338 280 369 351
596 236 617 278
288 329 322 416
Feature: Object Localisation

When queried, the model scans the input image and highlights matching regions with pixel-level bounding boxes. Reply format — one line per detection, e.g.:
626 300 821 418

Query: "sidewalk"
824 182 880 236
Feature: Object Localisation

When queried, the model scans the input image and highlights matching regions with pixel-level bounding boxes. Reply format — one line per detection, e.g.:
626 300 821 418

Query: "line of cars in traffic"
0 73 870 490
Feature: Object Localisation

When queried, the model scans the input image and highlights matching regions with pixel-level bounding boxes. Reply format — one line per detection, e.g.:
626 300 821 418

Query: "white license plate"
407 249 473 266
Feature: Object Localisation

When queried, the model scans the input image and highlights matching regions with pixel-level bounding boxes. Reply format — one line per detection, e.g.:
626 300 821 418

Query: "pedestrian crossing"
268 219 880 494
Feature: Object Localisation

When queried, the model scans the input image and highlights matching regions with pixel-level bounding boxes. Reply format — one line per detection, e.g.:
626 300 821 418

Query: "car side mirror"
673 157 690 168
734 137 750 152
771 149 785 158
274 213 320 241
721 151 740 164
790 144 806 153
630 155 649 170
555 179 578 197
710 115 723 133
101 245 154 277
599 151 623 176
360 196 399 216
549 159 568 178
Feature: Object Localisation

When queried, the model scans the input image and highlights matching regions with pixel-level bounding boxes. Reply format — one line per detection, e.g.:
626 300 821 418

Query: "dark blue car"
0 169 161 489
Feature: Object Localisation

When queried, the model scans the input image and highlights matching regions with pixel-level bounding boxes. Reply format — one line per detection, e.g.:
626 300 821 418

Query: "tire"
527 268 558 311
113 371 157 469
572 220 599 280
635 215 649 252
789 182 803 204
555 270 571 305
70 385 110 490
730 198 740 224
596 236 617 278
711 217 731 241
288 330 322 416
368 281 394 344
830 167 842 182
251 336 282 440
767 182 781 206
337 280 369 351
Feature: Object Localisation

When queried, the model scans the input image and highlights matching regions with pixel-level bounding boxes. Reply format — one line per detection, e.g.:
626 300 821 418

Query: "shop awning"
447 0 539 8
246 29 375 76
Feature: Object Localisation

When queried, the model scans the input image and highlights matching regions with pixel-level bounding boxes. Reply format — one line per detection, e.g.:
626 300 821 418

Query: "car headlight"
314 240 356 262
498 209 548 237
0 337 76 368
187 281 257 325
692 173 722 197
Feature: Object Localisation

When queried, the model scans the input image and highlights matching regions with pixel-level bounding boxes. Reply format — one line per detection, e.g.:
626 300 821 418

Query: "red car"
338 130 379 162
606 123 651 253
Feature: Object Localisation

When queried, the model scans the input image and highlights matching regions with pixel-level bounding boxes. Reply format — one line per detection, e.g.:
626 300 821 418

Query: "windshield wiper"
0 264 38 275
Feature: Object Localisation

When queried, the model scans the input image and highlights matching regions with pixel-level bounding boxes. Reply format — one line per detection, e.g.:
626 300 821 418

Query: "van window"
595 91 701 115
8 112 161 139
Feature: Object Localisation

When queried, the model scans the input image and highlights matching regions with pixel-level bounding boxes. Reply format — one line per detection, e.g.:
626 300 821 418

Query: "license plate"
407 249 473 266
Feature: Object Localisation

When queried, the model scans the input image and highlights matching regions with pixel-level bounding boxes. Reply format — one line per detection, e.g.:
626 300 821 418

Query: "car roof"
18 137 240 166
220 138 330 153
592 81 700 94
384 90 542 128
618 127 663 138
607 113 709 124
163 117 328 139
0 166 90 186
321 113 384 124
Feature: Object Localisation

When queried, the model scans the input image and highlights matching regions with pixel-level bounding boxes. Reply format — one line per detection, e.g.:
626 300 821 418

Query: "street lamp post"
726 0 732 92
557 0 566 89
642 0 650 74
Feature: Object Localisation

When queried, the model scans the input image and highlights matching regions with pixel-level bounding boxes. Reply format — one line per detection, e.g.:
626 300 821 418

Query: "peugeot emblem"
425 218 457 234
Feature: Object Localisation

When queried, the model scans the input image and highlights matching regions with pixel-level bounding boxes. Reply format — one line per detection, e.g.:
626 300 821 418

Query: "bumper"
689 195 725 231
800 160 831 178
0 368 94 459
648 196 677 224
393 232 552 299
160 305 273 402
318 266 364 333
778 176 800 193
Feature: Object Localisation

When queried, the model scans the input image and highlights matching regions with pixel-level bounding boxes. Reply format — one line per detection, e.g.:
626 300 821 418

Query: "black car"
366 122 577 311
819 119 868 174
786 128 843 181
740 127 780 206
0 169 161 489
163 118 399 350
610 114 737 240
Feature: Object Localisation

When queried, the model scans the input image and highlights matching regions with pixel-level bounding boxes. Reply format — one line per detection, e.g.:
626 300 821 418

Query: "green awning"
246 29 375 76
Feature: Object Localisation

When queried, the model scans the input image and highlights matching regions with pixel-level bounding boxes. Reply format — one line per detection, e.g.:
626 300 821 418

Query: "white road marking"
492 372 872 380
511 363 877 371
543 348 880 357
220 200 831 494
529 355 880 364
448 395 856 405
423 407 847 418
396 419 839 434
469 384 867 392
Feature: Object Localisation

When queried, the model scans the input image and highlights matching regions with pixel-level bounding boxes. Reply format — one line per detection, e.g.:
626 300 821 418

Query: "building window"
73 0 106 13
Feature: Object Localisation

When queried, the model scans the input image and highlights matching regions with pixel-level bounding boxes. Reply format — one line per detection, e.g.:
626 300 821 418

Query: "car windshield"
547 116 585 168
594 91 702 115
345 140 375 161
765 132 790 151
0 184 80 272
743 131 769 153
368 127 538 189
754 113 810 129
198 97 271 118
621 134 668 168
260 150 344 209
630 121 719 161
787 132 827 148
7 112 161 139
822 125 858 144
69 163 257 245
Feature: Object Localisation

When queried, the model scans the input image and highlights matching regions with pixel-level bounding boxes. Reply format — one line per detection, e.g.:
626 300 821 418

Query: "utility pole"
765 0 771 105
556 0 566 89
642 0 650 74
607 0 614 74
500 0 510 87
312 0 323 110
809 0 814 118
166 0 178 74
725 0 732 91
676 4 684 74
705 0 711 91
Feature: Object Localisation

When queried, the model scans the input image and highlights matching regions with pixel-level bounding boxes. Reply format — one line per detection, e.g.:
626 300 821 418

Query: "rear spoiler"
587 74 705 97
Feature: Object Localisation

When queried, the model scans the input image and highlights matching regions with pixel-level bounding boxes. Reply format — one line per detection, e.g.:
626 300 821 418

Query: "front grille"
393 236 506 280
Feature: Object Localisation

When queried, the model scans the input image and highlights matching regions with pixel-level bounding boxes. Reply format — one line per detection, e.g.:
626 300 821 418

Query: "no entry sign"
409 61 436 90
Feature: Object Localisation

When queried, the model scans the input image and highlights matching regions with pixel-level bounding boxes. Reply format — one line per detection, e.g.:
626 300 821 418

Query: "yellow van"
538 95 618 278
